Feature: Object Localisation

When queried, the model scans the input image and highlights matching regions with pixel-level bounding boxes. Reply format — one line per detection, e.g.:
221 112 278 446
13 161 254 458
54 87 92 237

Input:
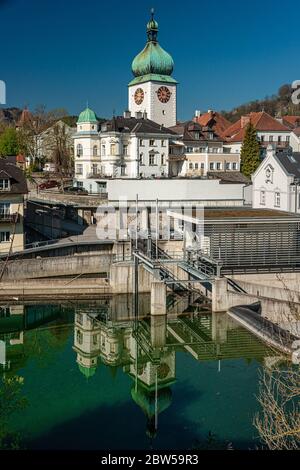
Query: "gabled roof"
103 116 177 135
193 111 231 137
0 159 28 194
276 152 300 179
223 112 290 142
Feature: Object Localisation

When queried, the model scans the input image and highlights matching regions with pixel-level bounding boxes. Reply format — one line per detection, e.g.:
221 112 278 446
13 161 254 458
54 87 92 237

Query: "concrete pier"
151 281 167 315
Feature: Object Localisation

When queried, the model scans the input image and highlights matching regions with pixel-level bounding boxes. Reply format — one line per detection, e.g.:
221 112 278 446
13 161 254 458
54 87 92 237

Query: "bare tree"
254 273 300 450
44 122 73 188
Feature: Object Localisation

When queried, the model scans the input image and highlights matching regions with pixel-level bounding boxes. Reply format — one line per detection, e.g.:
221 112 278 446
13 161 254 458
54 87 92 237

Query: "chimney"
195 110 201 117
123 110 131 118
266 144 276 158
135 111 143 119
143 110 148 120
241 115 251 128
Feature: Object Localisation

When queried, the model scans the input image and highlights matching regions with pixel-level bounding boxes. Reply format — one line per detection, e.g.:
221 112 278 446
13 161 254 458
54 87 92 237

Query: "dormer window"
0 179 10 191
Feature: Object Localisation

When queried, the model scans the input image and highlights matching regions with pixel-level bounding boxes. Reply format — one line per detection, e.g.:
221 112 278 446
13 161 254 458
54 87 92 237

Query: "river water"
0 296 273 450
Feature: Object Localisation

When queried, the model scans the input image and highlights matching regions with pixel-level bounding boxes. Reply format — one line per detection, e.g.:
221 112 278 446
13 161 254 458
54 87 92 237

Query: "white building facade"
252 146 300 213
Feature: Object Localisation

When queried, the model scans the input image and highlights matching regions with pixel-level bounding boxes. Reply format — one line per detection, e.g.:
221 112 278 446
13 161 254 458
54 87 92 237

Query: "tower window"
102 144 106 156
150 139 155 146
93 145 98 156
110 144 116 155
76 164 83 175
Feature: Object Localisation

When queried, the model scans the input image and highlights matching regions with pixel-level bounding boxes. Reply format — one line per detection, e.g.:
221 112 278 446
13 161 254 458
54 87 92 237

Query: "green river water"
0 296 273 450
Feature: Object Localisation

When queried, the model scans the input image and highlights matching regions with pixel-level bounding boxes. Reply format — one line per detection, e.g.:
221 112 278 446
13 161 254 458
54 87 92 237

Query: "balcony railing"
86 172 107 179
260 141 290 148
0 212 19 223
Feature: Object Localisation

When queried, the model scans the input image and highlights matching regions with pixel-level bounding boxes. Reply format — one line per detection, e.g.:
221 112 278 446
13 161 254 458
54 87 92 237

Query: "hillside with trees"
221 84 299 122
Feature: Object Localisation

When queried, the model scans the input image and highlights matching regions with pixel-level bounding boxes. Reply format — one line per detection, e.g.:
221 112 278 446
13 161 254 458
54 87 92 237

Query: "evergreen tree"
0 127 20 156
240 122 261 178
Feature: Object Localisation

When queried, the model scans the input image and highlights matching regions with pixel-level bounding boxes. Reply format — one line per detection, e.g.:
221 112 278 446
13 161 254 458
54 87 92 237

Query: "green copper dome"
77 106 98 124
78 363 97 379
131 12 174 79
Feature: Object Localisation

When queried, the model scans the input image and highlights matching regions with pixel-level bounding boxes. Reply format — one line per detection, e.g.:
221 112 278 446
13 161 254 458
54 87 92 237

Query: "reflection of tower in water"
128 315 175 440
72 308 176 440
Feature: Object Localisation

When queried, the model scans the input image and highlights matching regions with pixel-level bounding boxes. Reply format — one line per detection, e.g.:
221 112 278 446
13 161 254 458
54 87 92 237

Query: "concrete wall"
0 253 112 281
212 277 300 322
232 272 300 292
110 262 154 294
106 178 247 203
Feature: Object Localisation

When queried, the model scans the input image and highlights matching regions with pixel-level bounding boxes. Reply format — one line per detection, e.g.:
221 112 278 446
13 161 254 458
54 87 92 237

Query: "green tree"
240 122 261 178
0 127 20 156
0 376 27 449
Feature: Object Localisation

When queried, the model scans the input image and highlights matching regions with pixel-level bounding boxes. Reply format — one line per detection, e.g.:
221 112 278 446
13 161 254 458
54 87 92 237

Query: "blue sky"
1 0 300 119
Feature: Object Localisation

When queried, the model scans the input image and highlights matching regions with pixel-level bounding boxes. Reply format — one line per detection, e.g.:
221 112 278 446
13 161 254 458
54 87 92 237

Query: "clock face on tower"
157 86 171 103
134 88 144 105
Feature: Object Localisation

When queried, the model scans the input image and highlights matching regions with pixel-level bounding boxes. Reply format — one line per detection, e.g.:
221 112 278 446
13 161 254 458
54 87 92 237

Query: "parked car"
38 180 59 190
64 186 89 195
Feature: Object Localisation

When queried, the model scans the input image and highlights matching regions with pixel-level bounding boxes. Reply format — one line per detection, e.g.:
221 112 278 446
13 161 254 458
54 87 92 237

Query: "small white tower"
73 106 100 181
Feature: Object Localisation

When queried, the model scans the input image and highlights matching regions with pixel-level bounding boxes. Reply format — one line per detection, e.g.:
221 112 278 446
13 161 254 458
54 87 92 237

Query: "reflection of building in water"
73 309 132 378
0 303 73 374
73 307 176 437
0 305 24 370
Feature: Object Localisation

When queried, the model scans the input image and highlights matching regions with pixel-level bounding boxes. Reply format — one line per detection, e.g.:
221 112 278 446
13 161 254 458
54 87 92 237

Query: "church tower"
128 11 177 128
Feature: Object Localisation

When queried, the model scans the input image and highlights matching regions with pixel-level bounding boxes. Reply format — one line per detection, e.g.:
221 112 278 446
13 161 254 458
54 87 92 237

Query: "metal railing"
0 212 18 223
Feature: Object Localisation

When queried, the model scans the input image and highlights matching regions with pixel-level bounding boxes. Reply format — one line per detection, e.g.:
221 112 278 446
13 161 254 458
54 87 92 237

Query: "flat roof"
203 207 300 223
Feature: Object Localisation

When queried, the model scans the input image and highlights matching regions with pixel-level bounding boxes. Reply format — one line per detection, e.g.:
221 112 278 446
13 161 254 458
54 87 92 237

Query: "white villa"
252 145 300 213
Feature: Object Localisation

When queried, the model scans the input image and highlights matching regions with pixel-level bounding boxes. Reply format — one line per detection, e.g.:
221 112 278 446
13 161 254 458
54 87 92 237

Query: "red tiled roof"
17 107 33 127
292 126 300 137
193 111 231 137
282 116 300 128
223 112 290 142
16 154 26 163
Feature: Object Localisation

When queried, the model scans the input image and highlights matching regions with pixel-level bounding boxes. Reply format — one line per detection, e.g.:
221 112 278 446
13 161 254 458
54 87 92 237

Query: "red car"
38 180 59 190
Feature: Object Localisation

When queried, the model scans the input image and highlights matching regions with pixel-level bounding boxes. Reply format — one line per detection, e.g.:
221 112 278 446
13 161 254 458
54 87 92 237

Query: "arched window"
149 153 155 166
76 144 83 157
93 145 98 156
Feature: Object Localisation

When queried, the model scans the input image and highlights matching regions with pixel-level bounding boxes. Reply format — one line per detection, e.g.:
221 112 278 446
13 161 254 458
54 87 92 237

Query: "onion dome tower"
128 9 177 128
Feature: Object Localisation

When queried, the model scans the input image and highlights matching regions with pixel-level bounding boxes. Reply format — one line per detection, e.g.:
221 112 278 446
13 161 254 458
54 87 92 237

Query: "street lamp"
294 178 300 214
